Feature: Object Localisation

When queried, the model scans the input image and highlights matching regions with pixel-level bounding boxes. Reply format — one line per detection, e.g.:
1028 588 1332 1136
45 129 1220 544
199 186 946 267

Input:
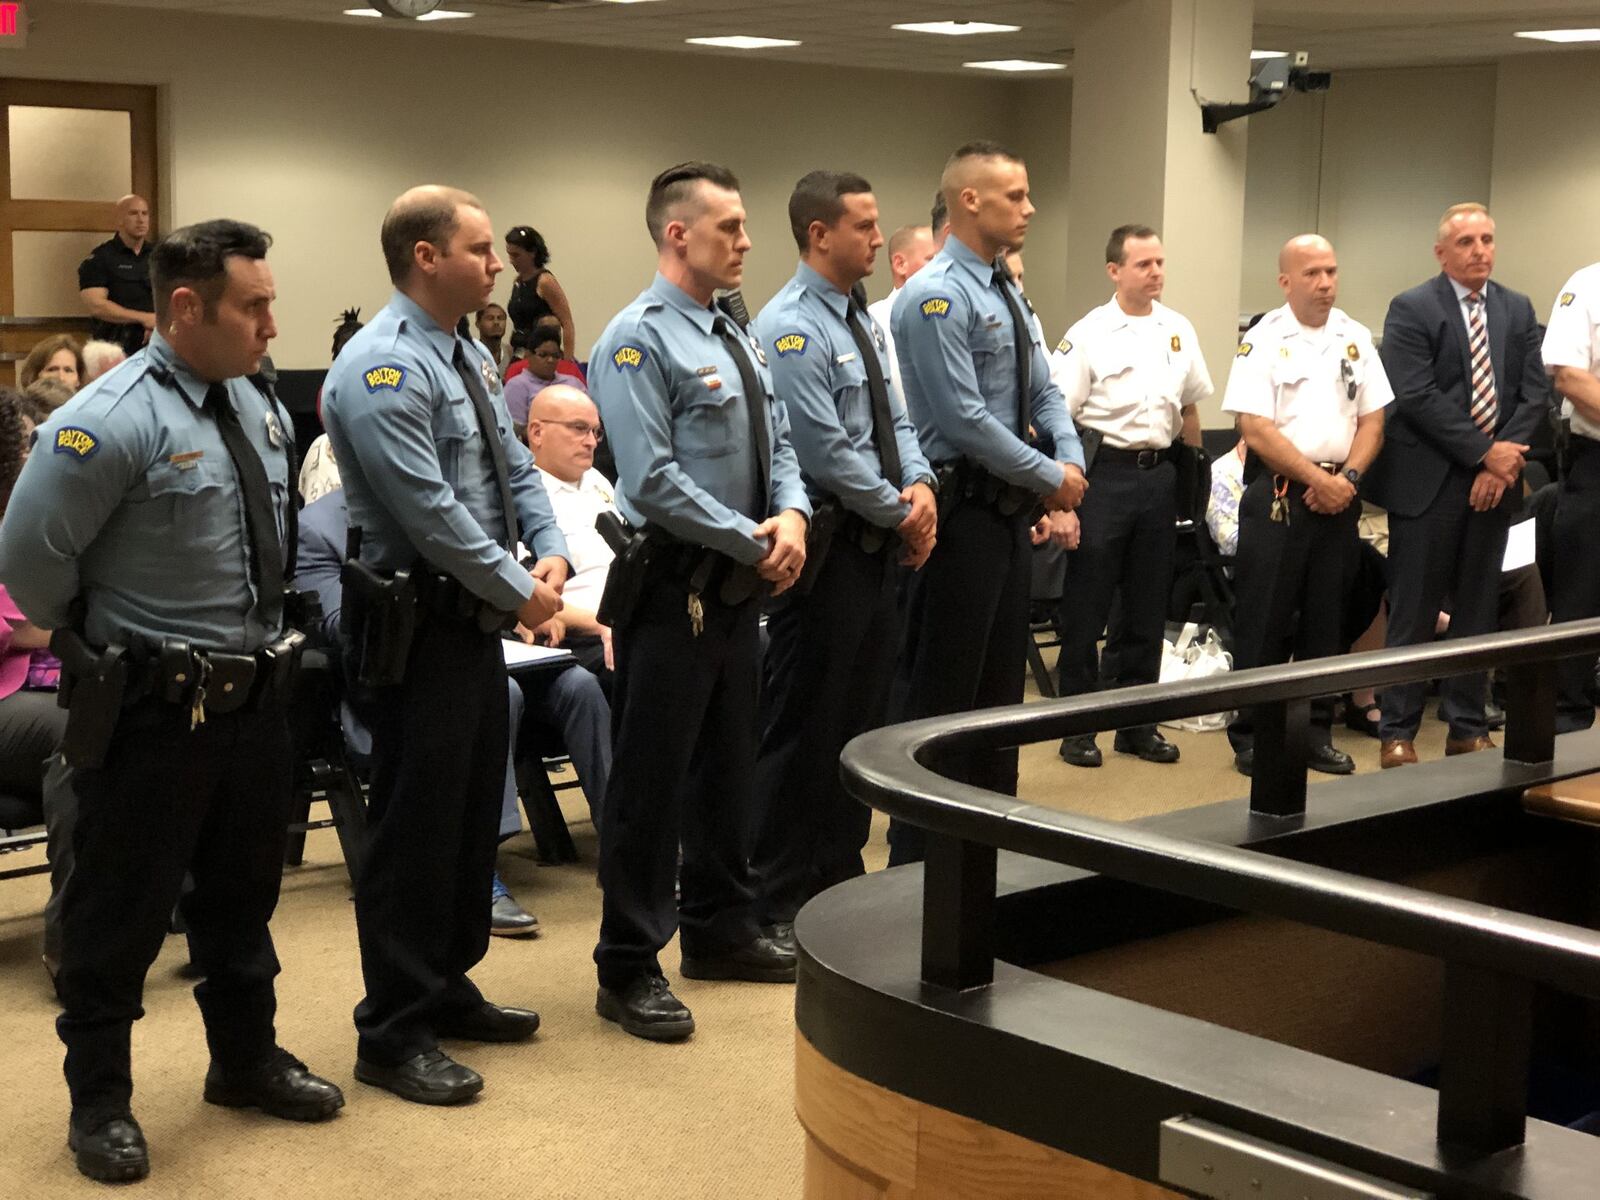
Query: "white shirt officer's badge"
481 359 502 393
264 411 284 448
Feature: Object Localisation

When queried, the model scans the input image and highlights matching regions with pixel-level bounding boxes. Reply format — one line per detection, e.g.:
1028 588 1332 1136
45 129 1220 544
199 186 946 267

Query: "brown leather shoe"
1445 734 1496 756
1380 739 1418 769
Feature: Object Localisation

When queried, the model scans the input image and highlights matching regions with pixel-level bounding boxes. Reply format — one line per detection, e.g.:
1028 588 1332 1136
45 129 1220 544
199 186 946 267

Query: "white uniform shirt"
1222 304 1393 463
538 466 618 616
867 287 905 413
1049 298 1213 449
1542 263 1600 440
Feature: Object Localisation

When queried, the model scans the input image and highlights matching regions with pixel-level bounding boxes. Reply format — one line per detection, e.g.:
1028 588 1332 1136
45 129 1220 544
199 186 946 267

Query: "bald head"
1276 234 1338 327
381 185 485 285
529 384 601 483
887 224 935 287
116 194 151 245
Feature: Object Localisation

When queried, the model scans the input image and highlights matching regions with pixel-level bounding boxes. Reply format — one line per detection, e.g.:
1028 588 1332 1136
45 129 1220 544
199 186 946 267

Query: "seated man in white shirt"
527 383 618 686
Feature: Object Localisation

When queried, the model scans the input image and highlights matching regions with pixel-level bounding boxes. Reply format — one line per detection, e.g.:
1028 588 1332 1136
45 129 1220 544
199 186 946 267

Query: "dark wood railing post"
1436 961 1532 1154
1250 698 1309 818
920 832 997 991
1503 659 1556 765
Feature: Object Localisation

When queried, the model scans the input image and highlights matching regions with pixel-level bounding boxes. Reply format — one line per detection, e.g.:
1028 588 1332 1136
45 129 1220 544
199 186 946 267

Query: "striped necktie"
1466 290 1497 435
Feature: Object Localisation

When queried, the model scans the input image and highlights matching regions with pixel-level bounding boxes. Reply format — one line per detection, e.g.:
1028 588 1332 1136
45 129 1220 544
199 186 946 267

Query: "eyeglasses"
537 419 604 442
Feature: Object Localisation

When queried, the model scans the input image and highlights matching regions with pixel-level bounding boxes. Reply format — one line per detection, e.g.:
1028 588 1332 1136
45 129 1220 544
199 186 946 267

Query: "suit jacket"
291 488 348 650
1364 273 1552 518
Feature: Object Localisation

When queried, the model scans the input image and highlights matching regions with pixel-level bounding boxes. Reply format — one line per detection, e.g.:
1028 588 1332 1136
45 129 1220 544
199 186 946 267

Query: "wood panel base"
795 1030 1178 1199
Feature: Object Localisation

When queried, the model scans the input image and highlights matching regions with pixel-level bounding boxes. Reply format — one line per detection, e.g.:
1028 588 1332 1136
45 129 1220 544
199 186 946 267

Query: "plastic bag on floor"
1158 622 1233 732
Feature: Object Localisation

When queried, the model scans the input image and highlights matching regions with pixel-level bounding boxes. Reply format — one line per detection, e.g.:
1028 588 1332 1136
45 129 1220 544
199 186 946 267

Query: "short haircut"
19 334 85 390
80 340 126 380
645 161 741 248
1106 224 1159 265
476 302 506 320
1437 202 1489 241
150 219 272 323
380 187 482 286
504 226 550 268
24 377 73 413
531 326 563 353
930 191 948 231
887 224 930 258
944 140 1022 177
787 170 873 252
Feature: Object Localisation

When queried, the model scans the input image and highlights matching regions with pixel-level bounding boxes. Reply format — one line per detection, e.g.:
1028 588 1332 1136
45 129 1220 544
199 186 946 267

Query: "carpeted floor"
0 669 1451 1197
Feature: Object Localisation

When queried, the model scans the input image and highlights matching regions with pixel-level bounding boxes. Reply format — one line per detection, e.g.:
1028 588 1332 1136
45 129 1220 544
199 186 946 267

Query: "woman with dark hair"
503 225 577 363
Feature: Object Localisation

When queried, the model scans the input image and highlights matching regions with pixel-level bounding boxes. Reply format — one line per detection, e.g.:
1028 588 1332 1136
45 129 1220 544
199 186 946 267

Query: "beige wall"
1008 78 1074 341
1239 66 1496 334
1490 51 1600 321
8 3 1022 368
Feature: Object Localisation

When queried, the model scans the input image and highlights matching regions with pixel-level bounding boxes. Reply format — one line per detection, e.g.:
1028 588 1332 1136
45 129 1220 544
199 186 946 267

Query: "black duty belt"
645 536 763 607
411 567 519 633
1095 445 1176 469
124 631 306 719
933 459 1037 517
835 508 895 557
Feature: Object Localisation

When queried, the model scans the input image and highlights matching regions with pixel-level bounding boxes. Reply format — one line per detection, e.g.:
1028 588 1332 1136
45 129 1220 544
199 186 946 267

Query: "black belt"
1095 445 1175 469
411 567 519 633
934 460 1037 516
124 631 306 716
835 508 895 557
644 536 763 607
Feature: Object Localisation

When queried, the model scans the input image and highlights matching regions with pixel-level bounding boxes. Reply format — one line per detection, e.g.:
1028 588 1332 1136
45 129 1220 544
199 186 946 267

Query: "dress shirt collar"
794 261 850 319
943 234 1002 288
146 332 212 411
650 272 719 334
389 289 460 365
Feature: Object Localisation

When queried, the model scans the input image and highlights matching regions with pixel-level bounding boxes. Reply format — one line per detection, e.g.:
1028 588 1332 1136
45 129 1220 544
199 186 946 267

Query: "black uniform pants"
353 615 508 1065
752 536 899 926
1227 477 1359 753
594 579 762 989
888 500 1031 866
1380 471 1511 743
56 698 292 1129
1553 440 1600 732
1056 459 1176 731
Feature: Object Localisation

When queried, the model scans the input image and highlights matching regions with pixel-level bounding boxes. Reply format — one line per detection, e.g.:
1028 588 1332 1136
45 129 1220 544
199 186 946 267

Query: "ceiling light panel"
685 36 802 50
892 21 1022 36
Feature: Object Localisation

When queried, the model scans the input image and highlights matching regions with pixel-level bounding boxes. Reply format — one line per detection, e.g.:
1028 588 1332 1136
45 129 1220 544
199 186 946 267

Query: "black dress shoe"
596 974 695 1042
681 934 796 983
1234 748 1253 777
205 1047 344 1121
489 891 540 938
435 1001 541 1043
1113 728 1180 763
1343 696 1382 738
761 921 796 956
1309 744 1356 775
1058 734 1102 767
354 1049 483 1105
69 1115 149 1183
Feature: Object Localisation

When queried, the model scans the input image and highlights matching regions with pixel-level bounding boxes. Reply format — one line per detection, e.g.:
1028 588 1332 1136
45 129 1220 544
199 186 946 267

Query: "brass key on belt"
687 592 705 637
189 658 212 731
1270 495 1289 524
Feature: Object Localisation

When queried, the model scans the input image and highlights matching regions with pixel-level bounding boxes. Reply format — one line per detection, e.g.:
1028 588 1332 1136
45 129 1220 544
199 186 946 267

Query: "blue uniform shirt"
321 290 568 614
590 273 811 565
0 334 294 652
892 236 1083 489
752 262 930 529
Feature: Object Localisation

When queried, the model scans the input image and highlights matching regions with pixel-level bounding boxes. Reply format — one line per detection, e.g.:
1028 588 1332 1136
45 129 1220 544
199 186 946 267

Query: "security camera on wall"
1200 51 1332 134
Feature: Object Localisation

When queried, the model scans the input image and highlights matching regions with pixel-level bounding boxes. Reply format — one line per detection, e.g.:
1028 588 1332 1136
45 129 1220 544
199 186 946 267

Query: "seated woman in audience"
23 378 74 417
18 334 85 393
504 225 577 364
503 326 587 441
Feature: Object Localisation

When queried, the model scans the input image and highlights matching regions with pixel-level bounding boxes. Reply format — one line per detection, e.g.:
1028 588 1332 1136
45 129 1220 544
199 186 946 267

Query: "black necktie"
713 315 771 515
845 295 904 489
993 262 1033 438
203 383 285 625
454 341 520 552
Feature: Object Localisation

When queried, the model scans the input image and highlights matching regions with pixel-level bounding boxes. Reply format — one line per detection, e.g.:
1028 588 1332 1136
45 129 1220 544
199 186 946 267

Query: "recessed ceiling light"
1514 28 1600 43
892 21 1021 36
343 8 384 15
416 8 473 18
963 59 1065 72
1250 49 1288 59
686 35 802 50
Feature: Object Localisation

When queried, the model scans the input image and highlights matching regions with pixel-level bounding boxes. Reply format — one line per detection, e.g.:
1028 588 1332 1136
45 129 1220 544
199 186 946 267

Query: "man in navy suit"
1365 203 1553 767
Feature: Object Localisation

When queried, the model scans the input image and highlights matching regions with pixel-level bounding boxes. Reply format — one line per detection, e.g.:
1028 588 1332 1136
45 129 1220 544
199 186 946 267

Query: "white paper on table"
1502 517 1536 573
502 640 574 668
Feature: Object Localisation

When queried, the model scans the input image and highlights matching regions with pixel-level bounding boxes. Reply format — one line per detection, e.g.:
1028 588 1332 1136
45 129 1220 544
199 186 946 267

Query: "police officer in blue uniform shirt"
889 141 1087 866
0 221 343 1184
590 162 811 1042
748 170 936 944
321 186 568 1104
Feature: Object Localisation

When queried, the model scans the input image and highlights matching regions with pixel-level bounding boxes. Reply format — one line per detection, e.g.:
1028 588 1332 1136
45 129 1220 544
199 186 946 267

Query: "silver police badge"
481 359 502 393
264 411 284 448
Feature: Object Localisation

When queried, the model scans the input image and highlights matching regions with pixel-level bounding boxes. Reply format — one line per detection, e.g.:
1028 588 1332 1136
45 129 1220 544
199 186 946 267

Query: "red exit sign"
1 3 27 46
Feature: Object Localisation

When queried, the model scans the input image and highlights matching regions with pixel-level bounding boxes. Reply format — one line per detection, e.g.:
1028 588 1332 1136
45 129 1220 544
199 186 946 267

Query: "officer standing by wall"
590 161 810 1042
749 170 936 944
322 186 567 1105
1223 235 1390 776
1543 263 1600 732
0 220 343 1184
889 141 1085 866
1050 225 1211 769
77 194 156 356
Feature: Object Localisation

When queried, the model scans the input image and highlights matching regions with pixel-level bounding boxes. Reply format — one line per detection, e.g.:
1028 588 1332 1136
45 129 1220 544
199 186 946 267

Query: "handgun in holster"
50 627 129 770
934 462 964 524
595 511 656 630
790 497 841 598
339 527 419 688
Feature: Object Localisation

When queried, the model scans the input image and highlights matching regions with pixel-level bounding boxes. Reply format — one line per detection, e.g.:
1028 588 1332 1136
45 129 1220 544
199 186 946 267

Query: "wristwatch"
915 472 940 495
1343 467 1361 485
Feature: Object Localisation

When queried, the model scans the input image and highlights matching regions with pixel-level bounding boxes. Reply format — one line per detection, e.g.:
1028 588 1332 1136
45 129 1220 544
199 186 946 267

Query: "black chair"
513 721 584 866
1027 542 1068 697
0 791 48 882
283 649 369 882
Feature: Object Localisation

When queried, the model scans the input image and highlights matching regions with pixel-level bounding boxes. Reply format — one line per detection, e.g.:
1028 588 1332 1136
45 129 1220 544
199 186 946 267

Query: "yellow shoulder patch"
53 426 99 460
1561 291 1577 308
612 345 646 372
362 365 407 393
773 333 808 358
1235 342 1252 358
1055 336 1073 355
920 297 952 321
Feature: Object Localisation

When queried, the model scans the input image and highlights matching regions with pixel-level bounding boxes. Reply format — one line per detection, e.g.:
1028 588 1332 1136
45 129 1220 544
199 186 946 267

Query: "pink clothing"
0 584 60 699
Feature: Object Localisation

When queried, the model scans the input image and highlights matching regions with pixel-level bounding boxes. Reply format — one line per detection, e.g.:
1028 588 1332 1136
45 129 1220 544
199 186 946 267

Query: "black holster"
790 498 841 598
51 628 128 770
340 558 419 688
595 511 656 631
